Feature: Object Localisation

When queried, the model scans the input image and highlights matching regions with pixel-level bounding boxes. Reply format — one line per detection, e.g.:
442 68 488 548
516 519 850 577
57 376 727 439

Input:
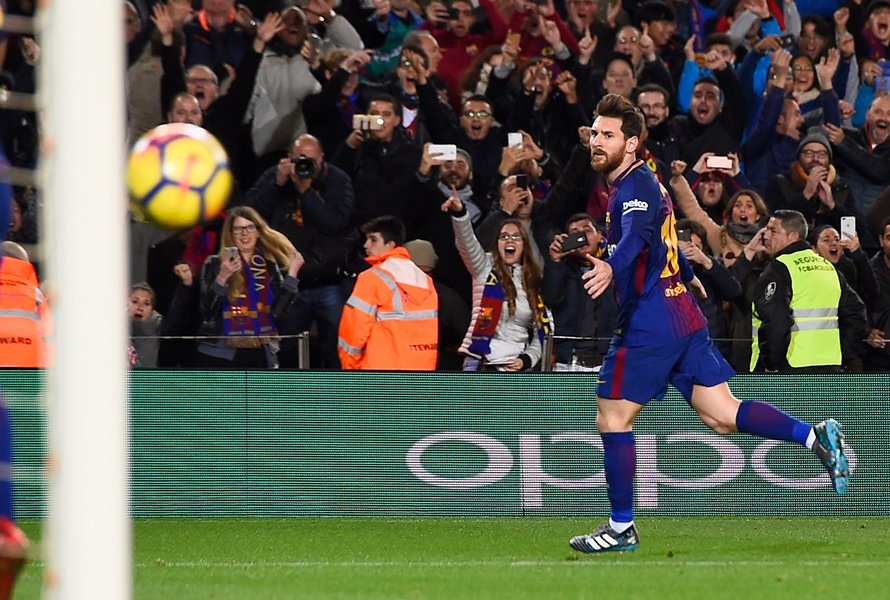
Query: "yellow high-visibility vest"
751 249 841 370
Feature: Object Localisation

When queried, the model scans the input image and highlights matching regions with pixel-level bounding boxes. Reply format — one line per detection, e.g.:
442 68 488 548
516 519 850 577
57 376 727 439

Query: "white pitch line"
23 559 890 569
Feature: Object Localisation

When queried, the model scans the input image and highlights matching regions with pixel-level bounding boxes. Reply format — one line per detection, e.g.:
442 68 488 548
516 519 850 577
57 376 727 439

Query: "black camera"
294 155 316 179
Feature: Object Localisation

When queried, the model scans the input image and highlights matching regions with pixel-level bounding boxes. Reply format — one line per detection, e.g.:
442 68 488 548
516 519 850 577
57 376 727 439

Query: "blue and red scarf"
467 268 553 358
222 253 278 344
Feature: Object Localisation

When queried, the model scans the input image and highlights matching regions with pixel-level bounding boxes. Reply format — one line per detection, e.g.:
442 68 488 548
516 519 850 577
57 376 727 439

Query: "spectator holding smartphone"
196 207 304 369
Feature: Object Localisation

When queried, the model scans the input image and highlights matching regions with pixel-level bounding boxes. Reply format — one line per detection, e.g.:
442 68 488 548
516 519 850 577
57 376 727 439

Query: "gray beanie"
797 128 832 161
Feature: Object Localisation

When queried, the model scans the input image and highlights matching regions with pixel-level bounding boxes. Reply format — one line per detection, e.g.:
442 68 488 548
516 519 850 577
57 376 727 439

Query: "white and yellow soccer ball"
127 123 233 229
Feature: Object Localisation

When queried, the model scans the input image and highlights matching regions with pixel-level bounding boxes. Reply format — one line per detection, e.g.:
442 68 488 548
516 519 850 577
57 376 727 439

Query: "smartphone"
840 216 856 240
507 132 523 148
352 114 385 131
428 144 457 160
677 228 692 242
224 246 239 260
515 173 529 188
705 155 733 170
561 231 588 252
447 7 460 19
876 62 890 93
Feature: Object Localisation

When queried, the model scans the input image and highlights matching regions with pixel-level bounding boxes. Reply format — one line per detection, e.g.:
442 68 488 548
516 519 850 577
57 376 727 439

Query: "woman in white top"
441 190 552 371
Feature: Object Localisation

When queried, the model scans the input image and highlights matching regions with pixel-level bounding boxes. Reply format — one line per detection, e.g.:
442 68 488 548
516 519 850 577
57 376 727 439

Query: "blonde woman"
197 207 304 368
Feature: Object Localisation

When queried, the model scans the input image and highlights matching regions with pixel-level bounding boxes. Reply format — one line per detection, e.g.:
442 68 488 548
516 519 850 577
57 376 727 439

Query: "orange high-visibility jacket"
0 256 49 367
338 246 438 370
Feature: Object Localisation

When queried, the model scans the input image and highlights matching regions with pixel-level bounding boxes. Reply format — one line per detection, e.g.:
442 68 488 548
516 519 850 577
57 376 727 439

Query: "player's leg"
569 336 685 554
0 398 27 600
690 382 849 494
570 396 643 554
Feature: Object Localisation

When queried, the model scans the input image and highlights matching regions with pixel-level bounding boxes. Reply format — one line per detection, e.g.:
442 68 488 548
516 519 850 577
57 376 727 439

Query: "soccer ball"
127 123 233 229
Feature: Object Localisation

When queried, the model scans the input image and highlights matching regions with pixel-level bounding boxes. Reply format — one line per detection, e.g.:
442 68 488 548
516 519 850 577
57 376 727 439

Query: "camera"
561 231 588 252
294 155 316 179
515 173 529 188
353 114 385 131
779 34 796 50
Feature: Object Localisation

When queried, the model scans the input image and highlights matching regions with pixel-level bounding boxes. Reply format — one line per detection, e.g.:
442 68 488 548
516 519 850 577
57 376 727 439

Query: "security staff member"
750 209 866 372
0 245 49 368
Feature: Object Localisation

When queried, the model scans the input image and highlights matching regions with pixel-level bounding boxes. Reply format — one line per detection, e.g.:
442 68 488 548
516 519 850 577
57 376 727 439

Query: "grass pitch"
14 517 889 599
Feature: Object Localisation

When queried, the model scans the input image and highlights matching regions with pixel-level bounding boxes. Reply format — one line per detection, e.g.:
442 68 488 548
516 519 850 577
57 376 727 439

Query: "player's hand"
688 275 708 300
581 256 612 299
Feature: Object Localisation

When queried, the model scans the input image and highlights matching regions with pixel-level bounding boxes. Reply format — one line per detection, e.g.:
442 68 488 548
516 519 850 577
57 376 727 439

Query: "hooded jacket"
338 246 438 370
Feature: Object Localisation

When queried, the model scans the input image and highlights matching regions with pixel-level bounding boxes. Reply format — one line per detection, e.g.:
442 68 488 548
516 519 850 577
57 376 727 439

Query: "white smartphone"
840 216 856 240
507 132 523 148
705 155 733 170
428 143 457 160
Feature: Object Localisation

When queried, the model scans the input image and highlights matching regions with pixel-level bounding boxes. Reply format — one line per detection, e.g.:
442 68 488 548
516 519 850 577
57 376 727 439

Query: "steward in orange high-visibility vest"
0 255 49 367
338 218 438 370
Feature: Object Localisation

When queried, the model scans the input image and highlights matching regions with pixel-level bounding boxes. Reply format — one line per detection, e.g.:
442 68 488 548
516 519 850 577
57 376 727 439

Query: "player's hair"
400 42 429 69
220 206 297 302
491 219 544 321
362 215 406 247
880 216 890 238
772 209 808 240
594 93 644 140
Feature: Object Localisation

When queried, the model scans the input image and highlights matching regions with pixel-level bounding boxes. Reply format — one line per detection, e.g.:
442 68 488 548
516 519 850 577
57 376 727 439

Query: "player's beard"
590 146 624 174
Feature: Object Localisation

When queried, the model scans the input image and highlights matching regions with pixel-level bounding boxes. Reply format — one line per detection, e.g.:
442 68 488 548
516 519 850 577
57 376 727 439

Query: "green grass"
13 517 890 599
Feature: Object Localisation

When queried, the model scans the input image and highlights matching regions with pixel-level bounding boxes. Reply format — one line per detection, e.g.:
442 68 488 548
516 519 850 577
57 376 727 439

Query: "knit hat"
455 148 473 169
866 0 890 18
405 239 438 271
797 128 832 161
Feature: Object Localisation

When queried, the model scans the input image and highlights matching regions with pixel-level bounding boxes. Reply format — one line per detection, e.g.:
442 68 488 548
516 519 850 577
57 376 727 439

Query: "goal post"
38 1 132 598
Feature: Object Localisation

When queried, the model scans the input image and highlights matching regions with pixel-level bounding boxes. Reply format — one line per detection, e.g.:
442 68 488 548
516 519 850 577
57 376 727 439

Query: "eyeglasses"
792 64 814 72
800 149 829 159
462 110 491 118
233 224 257 235
187 77 216 85
616 36 639 45
498 233 524 242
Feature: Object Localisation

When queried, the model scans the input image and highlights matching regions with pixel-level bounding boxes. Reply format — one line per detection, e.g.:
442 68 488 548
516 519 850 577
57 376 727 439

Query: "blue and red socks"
735 400 812 447
601 431 636 531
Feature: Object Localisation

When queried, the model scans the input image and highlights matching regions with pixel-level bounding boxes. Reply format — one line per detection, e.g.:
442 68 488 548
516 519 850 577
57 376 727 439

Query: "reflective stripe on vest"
370 267 438 321
750 249 841 370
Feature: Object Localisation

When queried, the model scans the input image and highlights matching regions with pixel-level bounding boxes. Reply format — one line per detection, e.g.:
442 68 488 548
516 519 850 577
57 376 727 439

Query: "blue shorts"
596 328 735 404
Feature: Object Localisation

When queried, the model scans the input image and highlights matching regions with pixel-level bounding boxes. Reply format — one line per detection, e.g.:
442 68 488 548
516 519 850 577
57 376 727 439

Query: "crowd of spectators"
1 0 889 371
